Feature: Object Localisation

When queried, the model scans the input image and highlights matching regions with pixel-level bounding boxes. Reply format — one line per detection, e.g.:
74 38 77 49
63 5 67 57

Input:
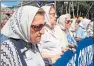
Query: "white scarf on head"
57 14 71 30
89 21 93 30
1 6 39 43
79 18 91 30
57 14 66 30
41 6 52 27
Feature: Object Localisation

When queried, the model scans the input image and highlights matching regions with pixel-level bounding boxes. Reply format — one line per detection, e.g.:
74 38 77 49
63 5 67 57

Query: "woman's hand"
41 52 62 64
50 53 62 64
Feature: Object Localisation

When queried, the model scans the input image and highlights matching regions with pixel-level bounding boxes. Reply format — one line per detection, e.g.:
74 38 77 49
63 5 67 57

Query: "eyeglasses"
65 20 71 24
31 22 46 31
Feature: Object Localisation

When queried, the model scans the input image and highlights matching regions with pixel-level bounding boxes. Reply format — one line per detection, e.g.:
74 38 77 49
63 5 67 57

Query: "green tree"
56 1 94 19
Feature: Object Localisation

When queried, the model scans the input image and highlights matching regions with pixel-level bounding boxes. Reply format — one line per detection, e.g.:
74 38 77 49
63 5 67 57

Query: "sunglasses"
65 20 71 24
31 22 46 31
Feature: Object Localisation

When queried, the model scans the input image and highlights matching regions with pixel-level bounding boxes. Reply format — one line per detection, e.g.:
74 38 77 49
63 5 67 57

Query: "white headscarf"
1 6 39 43
41 6 52 27
57 14 71 30
89 21 93 30
79 18 91 29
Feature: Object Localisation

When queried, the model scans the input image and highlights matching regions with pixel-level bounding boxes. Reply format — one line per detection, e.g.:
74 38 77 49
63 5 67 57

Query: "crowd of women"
1 4 94 66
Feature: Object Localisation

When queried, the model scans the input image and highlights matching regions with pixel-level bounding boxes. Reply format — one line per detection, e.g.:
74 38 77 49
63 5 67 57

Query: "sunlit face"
49 7 56 27
30 14 45 43
65 17 71 29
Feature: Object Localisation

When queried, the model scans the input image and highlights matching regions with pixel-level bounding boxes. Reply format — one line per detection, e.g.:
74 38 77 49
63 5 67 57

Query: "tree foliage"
56 1 94 19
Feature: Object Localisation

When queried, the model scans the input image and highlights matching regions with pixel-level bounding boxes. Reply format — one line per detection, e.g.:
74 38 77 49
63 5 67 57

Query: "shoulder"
76 26 83 33
1 39 17 58
54 25 61 31
1 39 22 66
1 39 16 50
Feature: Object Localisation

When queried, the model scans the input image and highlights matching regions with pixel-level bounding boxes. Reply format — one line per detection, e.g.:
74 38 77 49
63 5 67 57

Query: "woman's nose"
39 27 44 35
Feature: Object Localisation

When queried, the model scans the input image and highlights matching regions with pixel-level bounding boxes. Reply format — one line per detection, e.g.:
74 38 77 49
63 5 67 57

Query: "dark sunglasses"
65 20 71 24
31 22 46 31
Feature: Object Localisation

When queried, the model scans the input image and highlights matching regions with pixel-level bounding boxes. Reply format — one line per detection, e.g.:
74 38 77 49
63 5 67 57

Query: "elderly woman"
1 6 45 66
56 14 77 52
55 14 69 52
38 5 62 65
75 18 91 41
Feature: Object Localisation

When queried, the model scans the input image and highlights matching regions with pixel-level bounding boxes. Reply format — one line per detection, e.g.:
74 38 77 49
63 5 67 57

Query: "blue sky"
1 1 20 7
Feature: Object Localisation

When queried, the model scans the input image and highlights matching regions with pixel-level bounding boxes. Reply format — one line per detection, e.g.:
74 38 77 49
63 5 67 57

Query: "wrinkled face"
30 14 45 43
49 7 56 27
65 17 71 29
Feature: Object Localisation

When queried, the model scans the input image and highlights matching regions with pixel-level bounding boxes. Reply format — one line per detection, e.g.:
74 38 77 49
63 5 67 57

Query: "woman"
38 5 62 65
1 6 45 66
55 14 69 52
75 18 91 41
56 14 77 52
